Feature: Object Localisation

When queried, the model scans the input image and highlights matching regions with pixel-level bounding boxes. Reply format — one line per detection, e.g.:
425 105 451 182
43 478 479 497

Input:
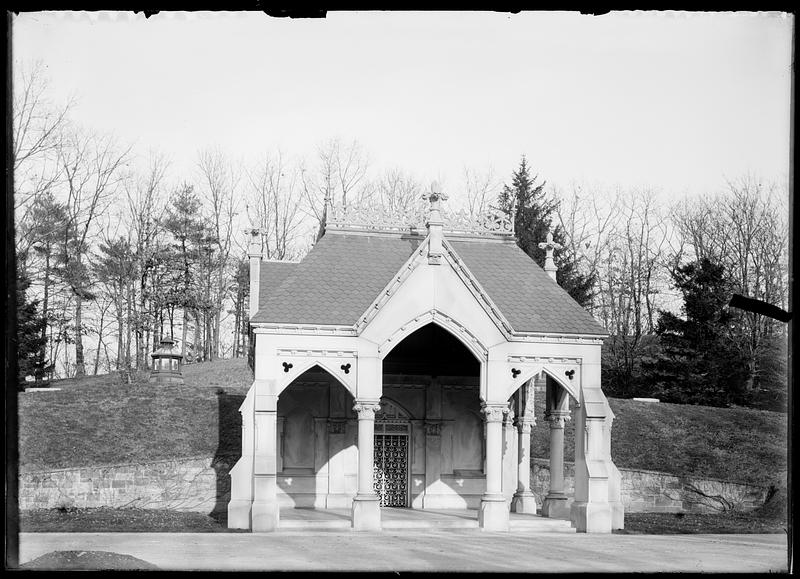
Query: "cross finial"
538 228 562 281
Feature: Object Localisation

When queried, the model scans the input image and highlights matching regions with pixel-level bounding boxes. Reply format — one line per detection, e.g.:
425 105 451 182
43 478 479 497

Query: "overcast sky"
11 10 794 200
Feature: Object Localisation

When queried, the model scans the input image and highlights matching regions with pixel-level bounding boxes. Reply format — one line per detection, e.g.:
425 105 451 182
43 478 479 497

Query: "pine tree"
498 156 595 307
646 258 748 407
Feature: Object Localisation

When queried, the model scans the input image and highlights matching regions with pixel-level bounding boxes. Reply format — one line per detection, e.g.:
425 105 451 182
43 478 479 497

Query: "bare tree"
462 166 500 218
246 152 305 260
13 62 74 258
553 182 620 316
300 138 371 237
122 152 169 368
591 189 671 396
56 127 131 377
197 147 242 359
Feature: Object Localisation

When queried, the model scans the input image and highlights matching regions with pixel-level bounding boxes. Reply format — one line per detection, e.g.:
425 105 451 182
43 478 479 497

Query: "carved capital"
515 416 536 433
424 421 442 436
353 400 382 419
481 403 509 423
546 412 571 429
327 419 347 434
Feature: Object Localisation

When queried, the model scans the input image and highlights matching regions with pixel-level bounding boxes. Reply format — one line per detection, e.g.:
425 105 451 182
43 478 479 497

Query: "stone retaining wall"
19 456 236 513
531 459 770 514
19 455 769 514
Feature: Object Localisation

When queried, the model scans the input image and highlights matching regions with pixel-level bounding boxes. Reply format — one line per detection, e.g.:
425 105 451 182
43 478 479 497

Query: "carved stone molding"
481 403 510 423
546 412 571 429
424 421 442 436
326 200 514 238
277 349 358 359
327 419 348 434
509 334 604 345
353 400 382 419
515 416 536 432
378 309 489 359
252 324 357 336
507 355 582 365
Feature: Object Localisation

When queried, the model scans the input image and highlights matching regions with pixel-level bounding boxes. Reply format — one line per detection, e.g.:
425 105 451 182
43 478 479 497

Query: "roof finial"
422 181 448 265
538 228 562 281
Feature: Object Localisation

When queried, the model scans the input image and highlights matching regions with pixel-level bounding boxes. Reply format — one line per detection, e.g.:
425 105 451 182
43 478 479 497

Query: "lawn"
18 358 788 491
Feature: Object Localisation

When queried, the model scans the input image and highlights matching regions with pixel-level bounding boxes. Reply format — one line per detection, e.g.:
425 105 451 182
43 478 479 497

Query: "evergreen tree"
498 156 595 307
16 262 51 388
645 258 748 407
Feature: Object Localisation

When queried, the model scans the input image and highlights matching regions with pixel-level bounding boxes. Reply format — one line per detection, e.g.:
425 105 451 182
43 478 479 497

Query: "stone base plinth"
478 495 509 531
227 499 252 529
326 494 355 509
351 495 381 531
570 501 612 533
542 495 571 519
510 492 538 514
610 501 625 530
251 500 280 532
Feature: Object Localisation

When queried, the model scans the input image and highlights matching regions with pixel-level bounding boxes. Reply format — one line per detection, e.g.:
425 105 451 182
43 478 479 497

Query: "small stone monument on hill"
149 337 184 385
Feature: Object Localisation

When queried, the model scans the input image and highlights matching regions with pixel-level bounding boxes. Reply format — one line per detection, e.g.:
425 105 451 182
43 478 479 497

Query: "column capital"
481 402 509 423
353 400 382 419
546 411 571 429
515 416 536 433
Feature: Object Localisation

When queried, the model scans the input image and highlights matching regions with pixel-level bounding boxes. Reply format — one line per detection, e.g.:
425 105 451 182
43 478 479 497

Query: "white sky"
11 10 794 200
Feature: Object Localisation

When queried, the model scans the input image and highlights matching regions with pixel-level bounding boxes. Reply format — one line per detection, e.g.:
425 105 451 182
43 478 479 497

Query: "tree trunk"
116 292 124 371
94 305 107 375
74 292 86 377
38 251 51 382
125 277 132 372
181 307 189 358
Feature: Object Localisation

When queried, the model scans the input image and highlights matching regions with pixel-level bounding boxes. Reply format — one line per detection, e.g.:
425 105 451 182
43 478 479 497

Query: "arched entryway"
381 323 484 510
276 365 356 509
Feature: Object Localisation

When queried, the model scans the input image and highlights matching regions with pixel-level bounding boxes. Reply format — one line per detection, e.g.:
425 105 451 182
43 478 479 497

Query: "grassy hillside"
18 358 787 488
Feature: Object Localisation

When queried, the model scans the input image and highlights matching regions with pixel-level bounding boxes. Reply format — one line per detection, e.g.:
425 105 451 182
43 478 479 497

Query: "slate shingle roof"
252 233 422 325
259 261 298 309
253 231 606 336
449 240 606 335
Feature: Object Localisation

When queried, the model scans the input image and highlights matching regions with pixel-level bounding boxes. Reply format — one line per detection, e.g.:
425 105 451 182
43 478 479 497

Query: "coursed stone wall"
531 459 770 514
19 455 236 513
19 455 769 514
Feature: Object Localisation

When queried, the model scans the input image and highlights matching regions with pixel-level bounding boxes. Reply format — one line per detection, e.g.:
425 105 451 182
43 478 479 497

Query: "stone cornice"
507 355 583 365
276 349 358 359
252 324 357 336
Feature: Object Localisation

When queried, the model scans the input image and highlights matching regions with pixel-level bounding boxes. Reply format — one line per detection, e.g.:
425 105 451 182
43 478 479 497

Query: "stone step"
278 512 576 532
509 517 575 533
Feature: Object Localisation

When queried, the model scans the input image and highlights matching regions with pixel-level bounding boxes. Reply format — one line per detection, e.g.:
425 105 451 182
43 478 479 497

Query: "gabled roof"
252 230 606 336
449 240 604 335
253 233 423 326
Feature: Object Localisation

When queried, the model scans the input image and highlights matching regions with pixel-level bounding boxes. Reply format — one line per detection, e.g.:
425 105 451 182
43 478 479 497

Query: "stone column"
542 411 571 519
351 399 382 531
251 393 279 531
228 388 255 528
479 402 510 531
510 415 537 513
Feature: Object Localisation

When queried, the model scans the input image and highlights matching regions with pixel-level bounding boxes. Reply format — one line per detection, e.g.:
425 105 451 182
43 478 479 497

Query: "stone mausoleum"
228 185 623 533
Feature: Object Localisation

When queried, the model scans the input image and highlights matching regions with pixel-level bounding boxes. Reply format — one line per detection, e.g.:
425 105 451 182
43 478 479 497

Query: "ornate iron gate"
373 434 409 507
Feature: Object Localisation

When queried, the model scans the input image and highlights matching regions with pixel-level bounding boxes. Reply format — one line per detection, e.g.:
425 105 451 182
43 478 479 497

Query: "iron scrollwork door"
373 434 409 507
